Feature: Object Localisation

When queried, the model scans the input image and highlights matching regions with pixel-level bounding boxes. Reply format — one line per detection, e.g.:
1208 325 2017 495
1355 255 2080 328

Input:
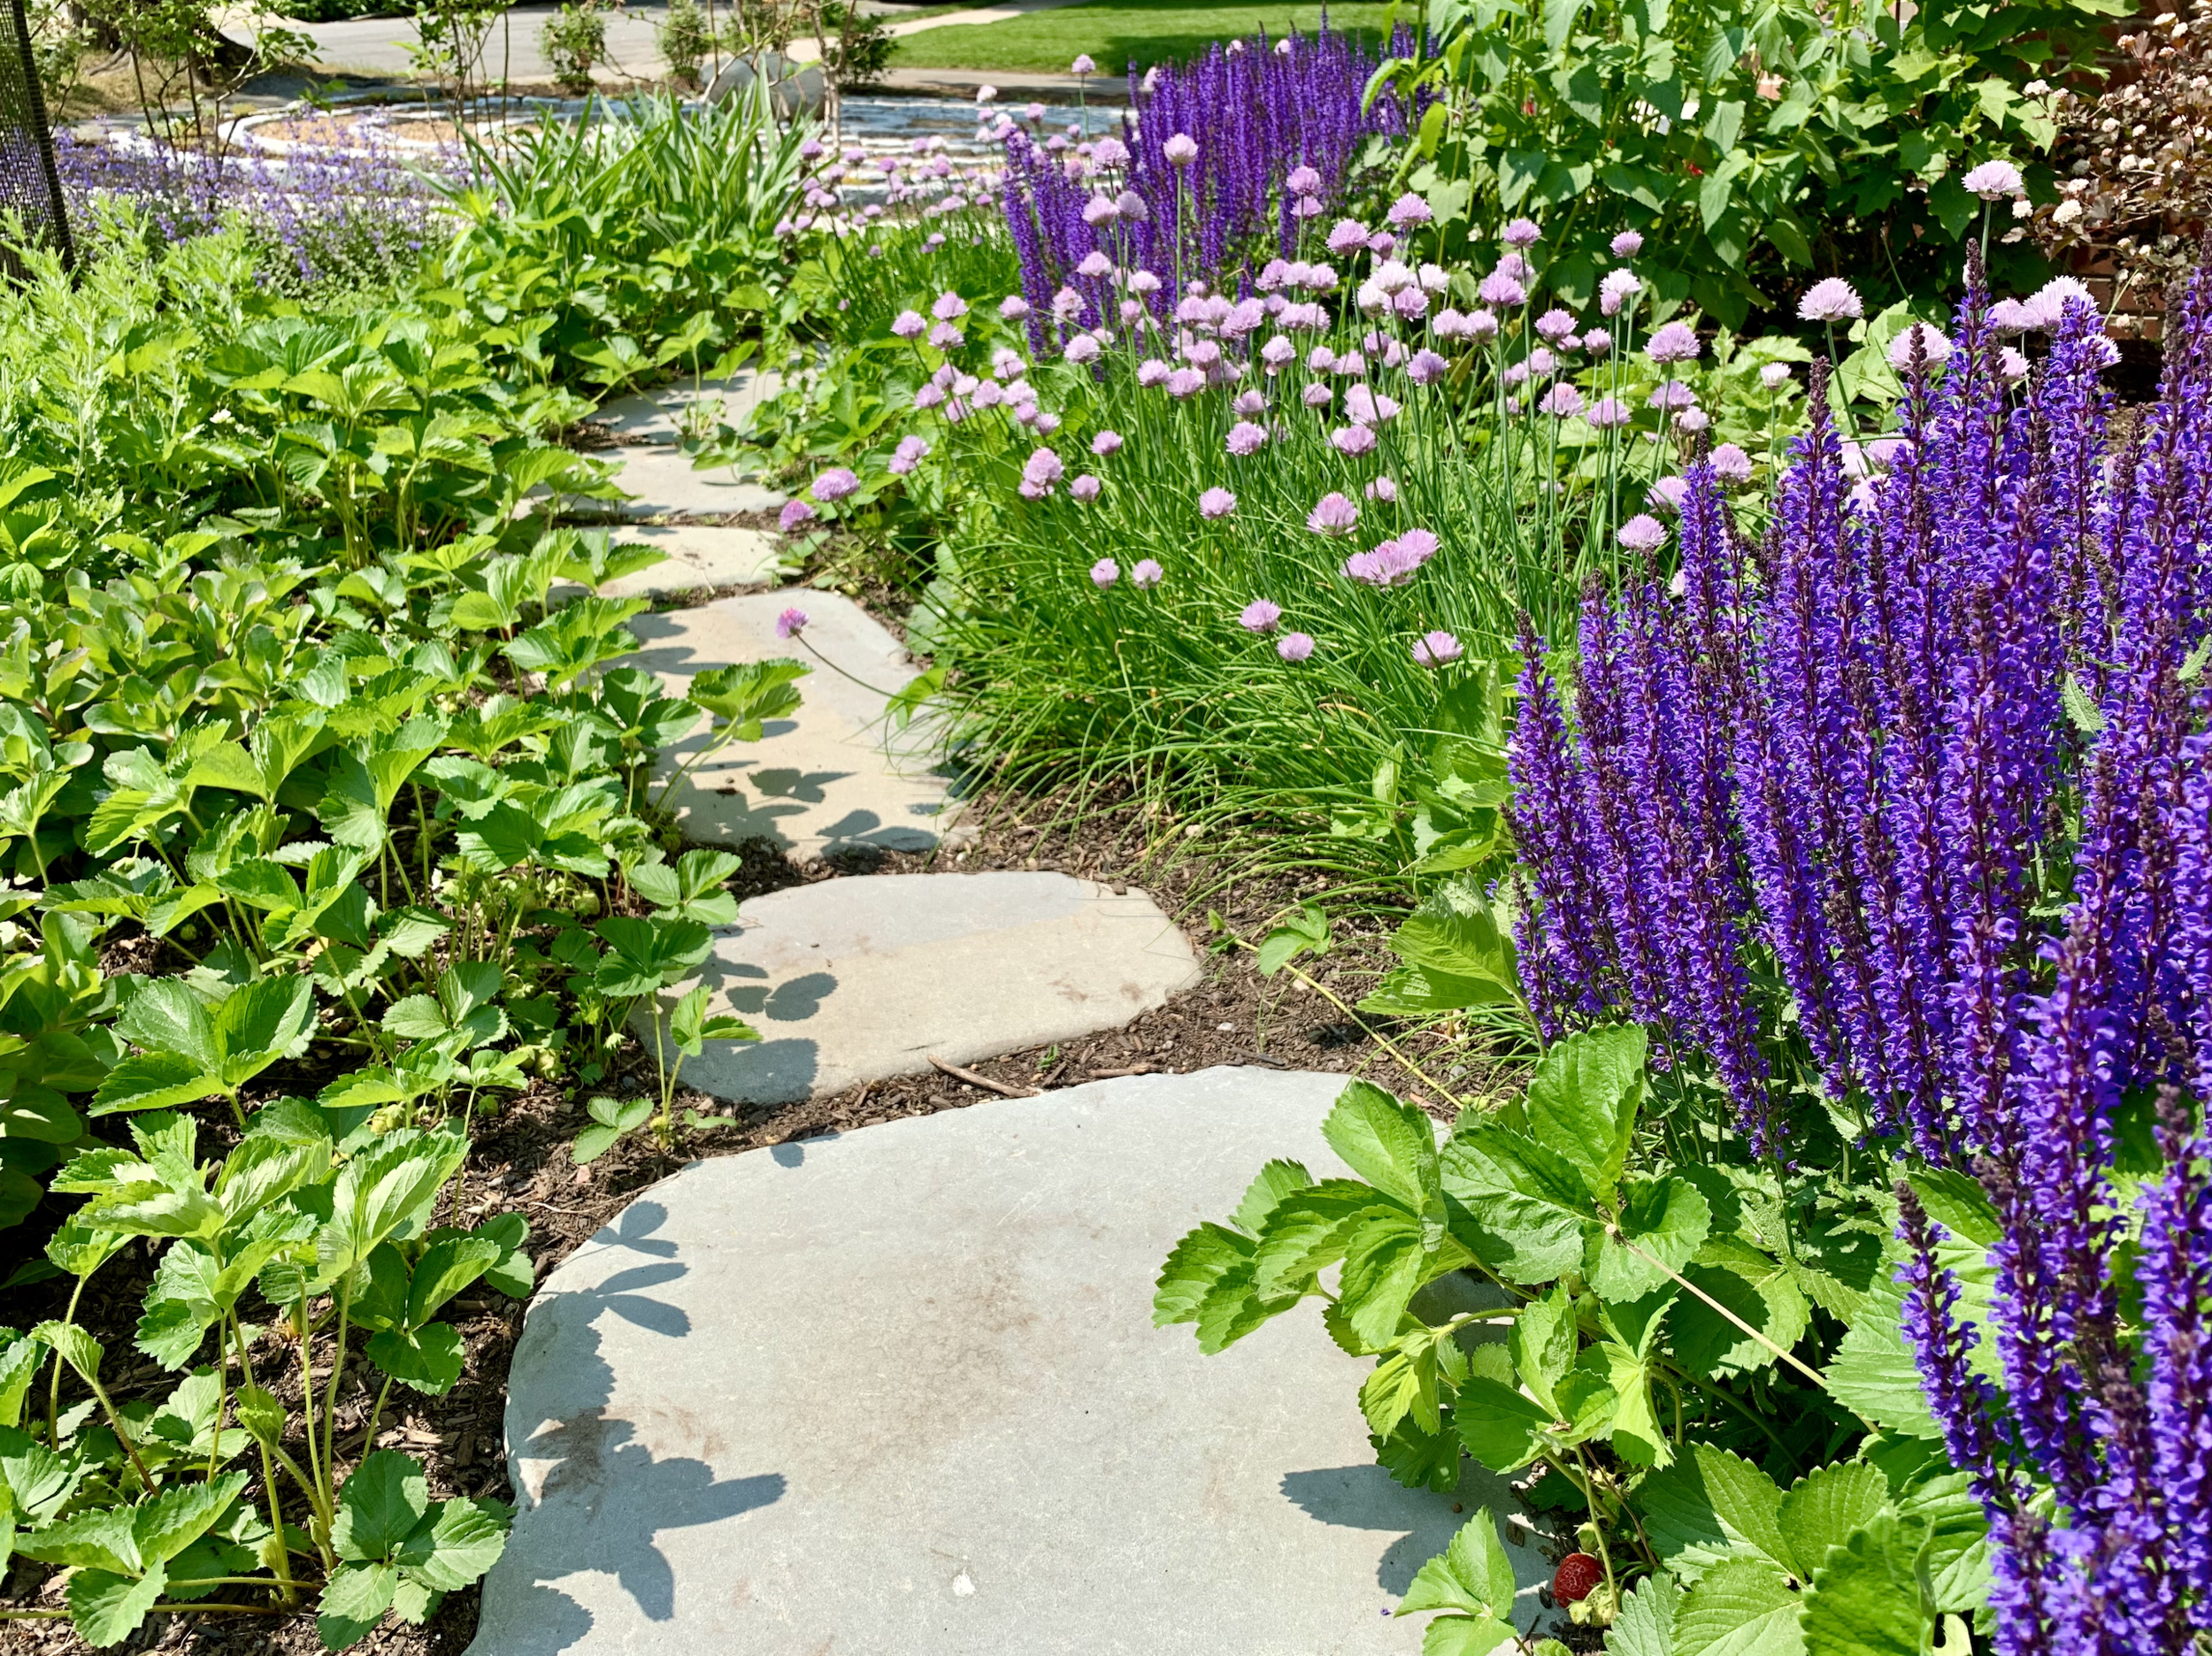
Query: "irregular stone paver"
647 871 1202 1103
470 1068 1559 1656
595 370 783 446
623 592 965 857
594 448 786 520
551 525 782 602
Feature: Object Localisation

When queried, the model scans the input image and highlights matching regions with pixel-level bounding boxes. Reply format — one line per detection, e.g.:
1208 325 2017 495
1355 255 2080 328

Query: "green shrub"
540 0 608 93
1380 0 2122 325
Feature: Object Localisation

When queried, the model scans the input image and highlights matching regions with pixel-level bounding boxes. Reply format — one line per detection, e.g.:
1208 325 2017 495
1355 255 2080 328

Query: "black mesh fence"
0 0 71 273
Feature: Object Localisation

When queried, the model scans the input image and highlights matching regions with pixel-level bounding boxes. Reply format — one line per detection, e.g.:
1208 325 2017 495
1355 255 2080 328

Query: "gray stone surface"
648 871 1202 1103
624 592 966 857
551 525 783 602
471 1068 1560 1656
595 370 783 447
590 447 786 520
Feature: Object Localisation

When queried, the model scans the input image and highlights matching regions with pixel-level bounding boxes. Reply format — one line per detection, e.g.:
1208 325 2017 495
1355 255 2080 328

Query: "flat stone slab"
591 448 786 520
552 525 783 602
596 369 784 446
650 871 1202 1103
624 592 965 858
471 1068 1557 1656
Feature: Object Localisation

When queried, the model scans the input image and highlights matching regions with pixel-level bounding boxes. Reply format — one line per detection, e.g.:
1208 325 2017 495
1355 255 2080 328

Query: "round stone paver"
624 592 967 859
595 447 786 519
468 1068 1558 1656
551 525 784 602
642 870 1203 1102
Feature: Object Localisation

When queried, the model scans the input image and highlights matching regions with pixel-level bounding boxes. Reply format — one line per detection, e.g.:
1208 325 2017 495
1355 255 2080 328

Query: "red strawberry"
1552 1552 1603 1605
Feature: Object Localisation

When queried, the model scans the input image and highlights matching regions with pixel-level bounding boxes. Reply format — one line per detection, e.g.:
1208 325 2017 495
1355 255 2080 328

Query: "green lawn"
885 0 1394 76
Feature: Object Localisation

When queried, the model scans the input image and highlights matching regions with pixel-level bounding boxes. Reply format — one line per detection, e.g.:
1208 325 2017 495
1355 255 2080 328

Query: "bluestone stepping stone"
595 447 787 520
623 592 965 858
469 1068 1559 1656
649 870 1202 1103
551 525 783 602
595 368 784 446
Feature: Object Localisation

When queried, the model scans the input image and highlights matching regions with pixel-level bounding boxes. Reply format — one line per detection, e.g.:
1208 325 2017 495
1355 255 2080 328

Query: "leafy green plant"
3 1103 522 1647
1375 0 2113 322
1156 1027 1968 1652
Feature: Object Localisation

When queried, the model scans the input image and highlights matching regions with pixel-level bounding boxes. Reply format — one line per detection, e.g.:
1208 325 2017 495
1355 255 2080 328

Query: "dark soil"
0 780 1510 1656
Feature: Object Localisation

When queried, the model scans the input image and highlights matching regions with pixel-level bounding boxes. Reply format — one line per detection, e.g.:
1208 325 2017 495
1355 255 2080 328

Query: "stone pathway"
623 591 966 859
470 1068 1559 1656
554 524 784 602
595 369 782 447
647 870 1202 1102
588 447 787 521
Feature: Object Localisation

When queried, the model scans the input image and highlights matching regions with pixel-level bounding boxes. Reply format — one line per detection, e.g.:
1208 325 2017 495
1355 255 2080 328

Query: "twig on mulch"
926 1054 1039 1098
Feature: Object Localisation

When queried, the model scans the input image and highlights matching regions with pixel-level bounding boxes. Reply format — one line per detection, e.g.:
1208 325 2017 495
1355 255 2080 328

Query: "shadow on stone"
1279 1466 1471 1596
483 1208 789 1652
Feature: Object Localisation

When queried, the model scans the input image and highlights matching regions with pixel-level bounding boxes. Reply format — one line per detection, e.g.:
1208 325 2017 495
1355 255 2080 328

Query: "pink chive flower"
1962 158 2024 199
1225 421 1269 456
1091 557 1118 586
1610 229 1644 257
1647 475 1691 513
1647 380 1698 410
1199 487 1238 519
1502 218 1541 249
1580 328 1612 356
932 291 970 320
1070 473 1102 502
776 606 809 639
1162 134 1198 165
999 294 1031 320
1332 425 1378 457
1534 308 1578 342
1478 272 1527 308
779 499 817 532
1366 476 1397 502
929 321 965 350
1617 513 1667 551
888 435 930 474
1131 558 1164 588
1406 349 1448 386
1092 429 1124 456
1343 540 1421 586
1344 386 1400 424
1325 218 1370 256
812 466 859 502
1888 321 1954 372
1071 52 1095 73
1386 192 1433 228
1307 492 1360 535
1240 598 1282 632
1019 447 1064 499
1599 268 1640 318
1165 367 1206 398
1286 164 1322 196
891 310 926 340
1540 383 1586 418
1646 319 1701 364
1798 277 1863 323
1277 631 1315 662
1412 630 1463 667
1064 334 1102 364
1710 442 1755 485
